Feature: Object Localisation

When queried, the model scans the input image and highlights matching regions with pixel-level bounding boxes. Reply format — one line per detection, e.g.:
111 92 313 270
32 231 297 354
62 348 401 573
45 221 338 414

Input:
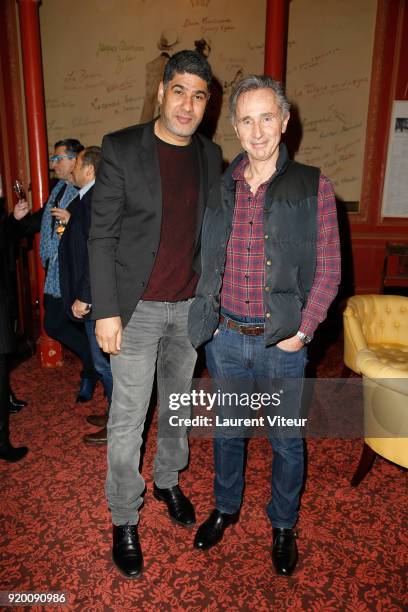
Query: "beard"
160 114 200 139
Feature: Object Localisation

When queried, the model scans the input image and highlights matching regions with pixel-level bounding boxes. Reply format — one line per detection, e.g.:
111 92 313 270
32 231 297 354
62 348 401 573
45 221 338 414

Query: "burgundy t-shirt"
142 137 199 301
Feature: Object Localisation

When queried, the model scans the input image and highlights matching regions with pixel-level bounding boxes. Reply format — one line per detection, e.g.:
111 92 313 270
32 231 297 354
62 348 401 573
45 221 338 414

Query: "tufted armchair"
342 294 408 484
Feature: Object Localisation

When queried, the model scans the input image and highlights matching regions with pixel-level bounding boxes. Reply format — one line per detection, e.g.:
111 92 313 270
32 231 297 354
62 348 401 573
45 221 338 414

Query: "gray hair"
229 75 290 123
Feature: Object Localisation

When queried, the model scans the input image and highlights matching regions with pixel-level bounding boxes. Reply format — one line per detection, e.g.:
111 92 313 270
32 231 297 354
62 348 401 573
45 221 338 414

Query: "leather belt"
220 314 265 336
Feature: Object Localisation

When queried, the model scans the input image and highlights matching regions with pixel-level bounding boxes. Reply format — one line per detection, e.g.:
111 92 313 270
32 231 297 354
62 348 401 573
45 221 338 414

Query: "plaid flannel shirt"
220 156 341 336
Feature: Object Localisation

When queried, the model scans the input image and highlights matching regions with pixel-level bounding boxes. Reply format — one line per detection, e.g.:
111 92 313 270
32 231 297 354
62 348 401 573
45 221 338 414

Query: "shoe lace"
118 524 138 543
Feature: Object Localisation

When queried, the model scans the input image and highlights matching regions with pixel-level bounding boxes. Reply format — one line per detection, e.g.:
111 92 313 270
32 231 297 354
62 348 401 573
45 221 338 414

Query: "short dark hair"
81 146 101 175
229 75 290 122
54 138 84 156
163 50 212 87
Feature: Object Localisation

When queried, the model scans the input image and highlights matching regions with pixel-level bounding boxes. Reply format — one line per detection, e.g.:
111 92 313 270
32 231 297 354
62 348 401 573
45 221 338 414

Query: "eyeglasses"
50 154 76 163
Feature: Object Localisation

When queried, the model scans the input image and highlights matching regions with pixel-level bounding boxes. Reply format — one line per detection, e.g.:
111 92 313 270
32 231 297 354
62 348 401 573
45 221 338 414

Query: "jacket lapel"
139 121 162 213
194 135 208 246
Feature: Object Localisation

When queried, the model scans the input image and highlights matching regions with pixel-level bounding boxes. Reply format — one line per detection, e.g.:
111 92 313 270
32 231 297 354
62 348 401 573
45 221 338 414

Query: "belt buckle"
239 323 263 335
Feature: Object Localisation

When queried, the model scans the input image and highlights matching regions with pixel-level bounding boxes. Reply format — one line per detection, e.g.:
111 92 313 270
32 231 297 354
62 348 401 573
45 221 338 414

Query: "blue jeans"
205 311 307 529
84 320 113 405
106 299 197 525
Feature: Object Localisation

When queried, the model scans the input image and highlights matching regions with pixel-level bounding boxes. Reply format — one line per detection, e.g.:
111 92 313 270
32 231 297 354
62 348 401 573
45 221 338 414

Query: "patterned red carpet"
1 338 407 611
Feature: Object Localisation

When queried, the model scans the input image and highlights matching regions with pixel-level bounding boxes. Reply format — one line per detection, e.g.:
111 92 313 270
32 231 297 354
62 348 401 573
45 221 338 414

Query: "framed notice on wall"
381 100 408 218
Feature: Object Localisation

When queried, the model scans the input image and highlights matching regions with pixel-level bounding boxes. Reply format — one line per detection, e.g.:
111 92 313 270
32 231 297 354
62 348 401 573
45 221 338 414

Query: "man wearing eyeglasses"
13 139 98 403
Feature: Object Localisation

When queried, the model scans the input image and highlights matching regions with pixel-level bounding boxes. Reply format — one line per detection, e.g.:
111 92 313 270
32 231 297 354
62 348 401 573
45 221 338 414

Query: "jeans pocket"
275 345 306 378
275 344 303 355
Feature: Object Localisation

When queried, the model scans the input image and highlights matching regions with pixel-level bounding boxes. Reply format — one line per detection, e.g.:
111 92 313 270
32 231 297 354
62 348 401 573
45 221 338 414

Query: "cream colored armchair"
342 295 408 484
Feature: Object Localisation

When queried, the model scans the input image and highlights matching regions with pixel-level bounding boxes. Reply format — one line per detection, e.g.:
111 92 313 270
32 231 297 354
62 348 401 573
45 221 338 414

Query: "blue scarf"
39 180 78 297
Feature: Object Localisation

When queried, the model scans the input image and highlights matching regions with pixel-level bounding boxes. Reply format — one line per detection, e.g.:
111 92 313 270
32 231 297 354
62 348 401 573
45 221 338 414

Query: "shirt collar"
231 154 249 181
231 143 290 185
231 153 274 189
79 180 95 199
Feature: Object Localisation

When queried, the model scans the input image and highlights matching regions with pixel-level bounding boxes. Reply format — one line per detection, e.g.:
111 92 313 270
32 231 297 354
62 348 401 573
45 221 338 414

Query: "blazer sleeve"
75 195 92 305
12 206 44 236
88 135 125 319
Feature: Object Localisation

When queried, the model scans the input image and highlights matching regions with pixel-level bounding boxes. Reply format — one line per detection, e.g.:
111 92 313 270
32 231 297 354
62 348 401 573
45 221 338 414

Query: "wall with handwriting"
40 0 377 202
286 0 377 203
40 0 266 163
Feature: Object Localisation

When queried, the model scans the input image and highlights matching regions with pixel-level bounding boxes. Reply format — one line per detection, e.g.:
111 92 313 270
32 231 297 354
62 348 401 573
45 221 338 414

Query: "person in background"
0 197 28 462
189 75 341 576
13 139 99 403
59 146 112 446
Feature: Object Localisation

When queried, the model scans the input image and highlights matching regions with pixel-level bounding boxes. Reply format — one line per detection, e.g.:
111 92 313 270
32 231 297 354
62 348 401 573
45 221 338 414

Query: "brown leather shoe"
86 414 108 427
83 426 107 446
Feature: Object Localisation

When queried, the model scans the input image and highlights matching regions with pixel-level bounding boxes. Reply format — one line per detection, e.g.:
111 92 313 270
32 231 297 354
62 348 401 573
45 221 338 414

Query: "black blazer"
0 211 17 353
12 180 71 237
59 188 92 320
12 206 44 237
88 120 222 327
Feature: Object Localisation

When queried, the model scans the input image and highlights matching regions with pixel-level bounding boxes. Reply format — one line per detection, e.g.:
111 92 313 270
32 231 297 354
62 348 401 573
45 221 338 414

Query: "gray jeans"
106 299 197 526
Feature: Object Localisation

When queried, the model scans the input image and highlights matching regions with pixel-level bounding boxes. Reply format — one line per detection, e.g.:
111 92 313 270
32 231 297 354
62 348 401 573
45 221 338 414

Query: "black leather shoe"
76 378 98 403
272 528 298 576
112 524 143 578
0 443 29 463
194 509 239 550
9 392 28 414
86 413 108 427
153 484 195 526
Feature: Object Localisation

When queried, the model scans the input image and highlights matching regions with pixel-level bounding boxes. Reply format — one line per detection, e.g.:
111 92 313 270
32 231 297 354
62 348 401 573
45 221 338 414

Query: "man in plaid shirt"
189 75 341 575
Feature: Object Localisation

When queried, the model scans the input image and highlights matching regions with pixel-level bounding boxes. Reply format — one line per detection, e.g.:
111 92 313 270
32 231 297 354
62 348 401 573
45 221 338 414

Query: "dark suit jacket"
0 211 17 353
11 181 66 237
12 206 44 237
88 120 222 327
59 188 92 320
